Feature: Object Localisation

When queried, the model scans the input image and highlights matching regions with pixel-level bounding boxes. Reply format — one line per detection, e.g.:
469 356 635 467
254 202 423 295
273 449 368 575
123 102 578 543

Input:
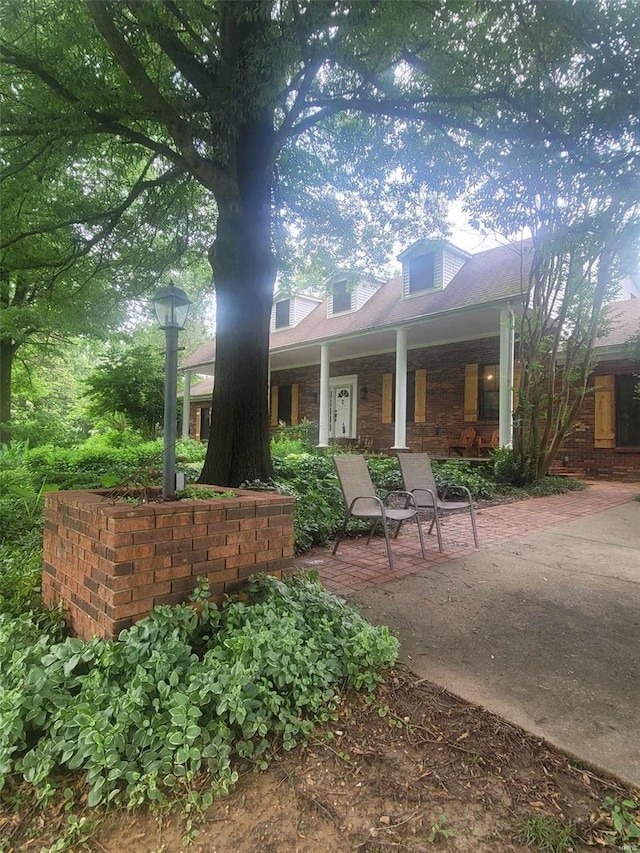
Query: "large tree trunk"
198 119 276 487
0 338 16 444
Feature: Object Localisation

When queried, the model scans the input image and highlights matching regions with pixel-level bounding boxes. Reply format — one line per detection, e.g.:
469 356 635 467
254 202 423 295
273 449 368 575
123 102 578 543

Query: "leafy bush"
491 446 534 486
367 455 403 491
21 436 207 492
0 442 52 543
255 452 346 552
0 575 397 809
0 532 66 637
431 459 496 499
23 440 163 489
271 420 318 456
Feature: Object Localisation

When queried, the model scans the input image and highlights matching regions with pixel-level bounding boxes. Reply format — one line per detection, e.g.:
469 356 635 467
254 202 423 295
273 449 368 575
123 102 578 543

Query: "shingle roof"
597 298 640 350
183 377 214 398
270 240 531 350
180 240 532 369
181 340 215 371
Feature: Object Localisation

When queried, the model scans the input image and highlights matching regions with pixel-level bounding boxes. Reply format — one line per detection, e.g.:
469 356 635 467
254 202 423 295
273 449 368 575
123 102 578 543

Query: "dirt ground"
3 668 638 853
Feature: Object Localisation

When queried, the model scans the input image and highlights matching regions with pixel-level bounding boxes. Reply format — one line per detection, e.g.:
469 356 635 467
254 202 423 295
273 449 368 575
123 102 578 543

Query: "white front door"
330 385 353 439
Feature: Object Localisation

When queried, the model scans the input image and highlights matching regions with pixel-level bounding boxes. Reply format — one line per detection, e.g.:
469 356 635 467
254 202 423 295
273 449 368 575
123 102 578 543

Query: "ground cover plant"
0 575 397 820
3 667 638 852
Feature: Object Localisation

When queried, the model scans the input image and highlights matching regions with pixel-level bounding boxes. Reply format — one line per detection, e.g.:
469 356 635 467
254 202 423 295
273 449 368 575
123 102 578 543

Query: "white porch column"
317 343 330 447
181 369 192 437
392 328 409 450
499 306 515 447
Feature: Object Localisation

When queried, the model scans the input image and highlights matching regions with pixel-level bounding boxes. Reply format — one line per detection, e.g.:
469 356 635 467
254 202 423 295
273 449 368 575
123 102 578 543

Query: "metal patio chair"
332 455 427 569
397 452 479 554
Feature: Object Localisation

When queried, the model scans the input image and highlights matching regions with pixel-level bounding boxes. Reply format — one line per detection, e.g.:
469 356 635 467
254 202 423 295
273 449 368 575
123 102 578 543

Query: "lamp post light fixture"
152 282 191 499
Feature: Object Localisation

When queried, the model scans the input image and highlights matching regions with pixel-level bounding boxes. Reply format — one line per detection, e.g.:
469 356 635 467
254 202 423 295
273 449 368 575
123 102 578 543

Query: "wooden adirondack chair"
477 429 499 456
446 427 477 457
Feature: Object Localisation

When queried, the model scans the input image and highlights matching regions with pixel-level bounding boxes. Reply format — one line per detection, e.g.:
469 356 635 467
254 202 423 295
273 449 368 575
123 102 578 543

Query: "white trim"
182 369 192 437
318 344 330 447
392 329 409 449
499 307 515 447
328 374 358 440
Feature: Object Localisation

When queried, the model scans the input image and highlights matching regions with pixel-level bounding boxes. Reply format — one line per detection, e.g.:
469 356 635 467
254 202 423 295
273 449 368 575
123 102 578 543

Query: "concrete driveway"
350 499 640 786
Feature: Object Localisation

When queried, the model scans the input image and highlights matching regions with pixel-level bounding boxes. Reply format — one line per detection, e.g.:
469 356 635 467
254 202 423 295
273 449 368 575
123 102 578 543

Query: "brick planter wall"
42 487 295 641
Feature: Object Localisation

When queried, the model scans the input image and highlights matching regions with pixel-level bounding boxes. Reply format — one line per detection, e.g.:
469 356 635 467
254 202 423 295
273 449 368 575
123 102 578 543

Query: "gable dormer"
327 272 380 318
271 293 321 331
398 240 470 298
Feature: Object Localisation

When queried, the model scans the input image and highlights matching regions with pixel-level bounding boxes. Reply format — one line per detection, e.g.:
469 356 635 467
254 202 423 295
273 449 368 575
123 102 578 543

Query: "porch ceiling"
269 304 511 371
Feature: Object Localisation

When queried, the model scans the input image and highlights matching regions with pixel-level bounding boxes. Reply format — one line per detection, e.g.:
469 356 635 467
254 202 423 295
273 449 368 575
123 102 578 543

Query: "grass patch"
518 814 577 852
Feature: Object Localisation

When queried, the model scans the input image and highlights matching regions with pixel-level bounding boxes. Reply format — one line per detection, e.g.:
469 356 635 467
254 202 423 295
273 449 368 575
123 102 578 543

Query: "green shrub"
431 459 496 499
367 455 403 491
271 420 318 455
0 575 397 809
0 531 66 634
491 446 534 486
253 452 346 552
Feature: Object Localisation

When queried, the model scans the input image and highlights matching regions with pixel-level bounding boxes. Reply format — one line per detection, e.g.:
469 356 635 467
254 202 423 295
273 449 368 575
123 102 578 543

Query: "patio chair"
397 452 479 554
478 428 499 456
332 455 426 569
447 427 477 457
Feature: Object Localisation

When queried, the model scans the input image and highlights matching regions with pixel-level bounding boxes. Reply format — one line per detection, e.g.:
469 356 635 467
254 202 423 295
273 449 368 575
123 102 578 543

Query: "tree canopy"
83 342 166 439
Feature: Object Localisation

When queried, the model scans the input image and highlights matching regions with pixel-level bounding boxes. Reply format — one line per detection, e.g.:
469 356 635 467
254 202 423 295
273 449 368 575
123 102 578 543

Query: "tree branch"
0 42 184 165
125 1 215 99
1 162 186 252
86 1 235 197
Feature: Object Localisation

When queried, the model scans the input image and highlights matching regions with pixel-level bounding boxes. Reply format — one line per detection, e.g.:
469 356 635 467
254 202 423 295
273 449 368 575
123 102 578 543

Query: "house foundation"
42 487 295 640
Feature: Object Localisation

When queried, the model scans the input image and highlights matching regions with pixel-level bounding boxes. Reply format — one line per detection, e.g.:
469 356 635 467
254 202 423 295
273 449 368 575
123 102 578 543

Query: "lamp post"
152 282 191 499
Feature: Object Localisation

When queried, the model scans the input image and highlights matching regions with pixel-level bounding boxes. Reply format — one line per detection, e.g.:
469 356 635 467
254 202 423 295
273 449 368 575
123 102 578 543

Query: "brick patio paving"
294 481 639 597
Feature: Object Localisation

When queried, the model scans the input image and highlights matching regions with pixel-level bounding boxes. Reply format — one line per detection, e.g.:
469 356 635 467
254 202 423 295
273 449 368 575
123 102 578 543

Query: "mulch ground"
3 668 638 853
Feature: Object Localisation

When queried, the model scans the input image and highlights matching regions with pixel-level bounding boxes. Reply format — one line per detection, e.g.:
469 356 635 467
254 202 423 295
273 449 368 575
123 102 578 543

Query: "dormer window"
274 298 291 329
332 279 352 313
399 239 469 298
409 253 435 294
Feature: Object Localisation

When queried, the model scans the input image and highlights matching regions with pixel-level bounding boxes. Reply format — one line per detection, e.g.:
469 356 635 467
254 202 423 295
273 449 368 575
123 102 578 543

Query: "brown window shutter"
291 384 299 426
382 373 393 423
463 363 479 422
594 375 615 448
512 360 521 413
270 385 279 427
414 369 427 423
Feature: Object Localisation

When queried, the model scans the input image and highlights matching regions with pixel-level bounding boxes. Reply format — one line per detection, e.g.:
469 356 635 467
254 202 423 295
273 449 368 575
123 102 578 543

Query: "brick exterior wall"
42 487 295 641
187 337 639 480
555 359 640 481
271 336 502 455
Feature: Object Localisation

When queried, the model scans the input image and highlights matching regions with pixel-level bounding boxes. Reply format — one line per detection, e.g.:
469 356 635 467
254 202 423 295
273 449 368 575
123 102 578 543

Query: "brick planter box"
42 487 295 641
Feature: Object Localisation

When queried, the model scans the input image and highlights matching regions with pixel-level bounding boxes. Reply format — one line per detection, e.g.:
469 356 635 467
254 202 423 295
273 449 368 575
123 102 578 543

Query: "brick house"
180 239 640 480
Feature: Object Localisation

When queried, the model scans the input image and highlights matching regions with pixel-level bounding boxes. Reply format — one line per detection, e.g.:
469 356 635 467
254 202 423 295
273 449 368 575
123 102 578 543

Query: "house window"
277 384 293 425
389 372 416 423
479 364 499 419
332 280 352 313
616 375 640 446
275 298 290 329
409 253 435 294
406 371 416 423
199 406 211 441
